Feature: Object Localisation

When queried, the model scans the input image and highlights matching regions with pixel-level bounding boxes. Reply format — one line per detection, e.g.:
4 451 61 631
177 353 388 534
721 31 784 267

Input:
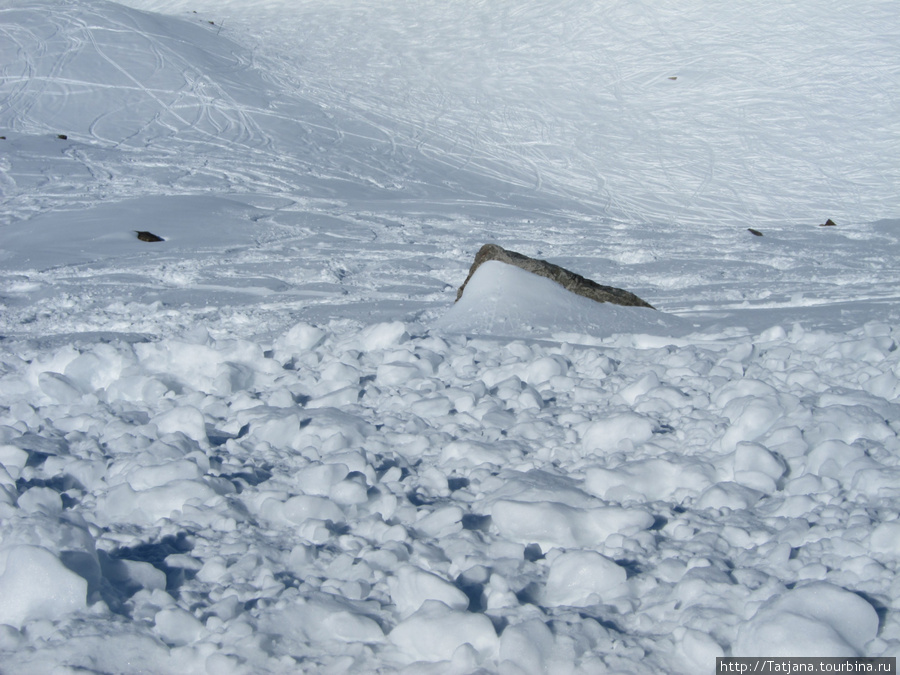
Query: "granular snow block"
388 600 498 663
0 545 88 628
542 551 627 607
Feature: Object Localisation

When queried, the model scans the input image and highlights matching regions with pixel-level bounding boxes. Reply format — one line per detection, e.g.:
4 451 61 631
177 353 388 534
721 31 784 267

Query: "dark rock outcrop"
456 243 655 309
136 231 164 242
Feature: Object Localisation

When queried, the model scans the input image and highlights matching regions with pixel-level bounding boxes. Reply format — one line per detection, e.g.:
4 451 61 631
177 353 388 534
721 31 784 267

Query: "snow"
733 583 881 657
1 0 900 671
542 551 628 608
435 260 686 339
0 546 88 629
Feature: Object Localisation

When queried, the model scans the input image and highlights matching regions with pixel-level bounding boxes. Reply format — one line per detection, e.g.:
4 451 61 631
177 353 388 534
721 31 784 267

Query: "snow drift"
435 260 686 340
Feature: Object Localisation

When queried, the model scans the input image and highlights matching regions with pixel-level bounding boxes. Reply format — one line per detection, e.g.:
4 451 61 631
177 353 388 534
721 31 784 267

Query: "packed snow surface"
1 0 900 672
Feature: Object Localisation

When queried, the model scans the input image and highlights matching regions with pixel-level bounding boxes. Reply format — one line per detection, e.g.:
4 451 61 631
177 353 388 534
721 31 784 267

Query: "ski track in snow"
1 0 900 672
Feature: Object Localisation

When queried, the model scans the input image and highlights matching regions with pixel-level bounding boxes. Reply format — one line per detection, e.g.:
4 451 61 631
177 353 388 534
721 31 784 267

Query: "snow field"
1 313 899 671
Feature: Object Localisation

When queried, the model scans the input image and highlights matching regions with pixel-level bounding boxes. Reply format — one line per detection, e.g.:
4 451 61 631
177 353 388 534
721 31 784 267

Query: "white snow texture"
1 0 899 672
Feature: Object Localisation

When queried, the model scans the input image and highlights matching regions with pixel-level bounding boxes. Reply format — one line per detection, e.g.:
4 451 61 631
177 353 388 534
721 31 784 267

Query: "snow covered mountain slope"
1 0 899 672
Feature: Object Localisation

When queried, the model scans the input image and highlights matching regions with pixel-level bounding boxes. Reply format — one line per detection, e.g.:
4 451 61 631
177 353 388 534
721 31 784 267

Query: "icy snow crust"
1 0 900 672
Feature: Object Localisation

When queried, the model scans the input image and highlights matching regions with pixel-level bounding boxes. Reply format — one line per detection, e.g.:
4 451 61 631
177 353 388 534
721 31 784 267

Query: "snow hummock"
434 260 686 340
2 0 900 671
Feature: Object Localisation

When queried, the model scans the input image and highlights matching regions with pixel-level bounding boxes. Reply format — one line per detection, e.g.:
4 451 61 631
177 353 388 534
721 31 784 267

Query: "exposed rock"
456 244 654 309
136 231 164 242
819 219 837 227
57 134 68 140
748 228 763 237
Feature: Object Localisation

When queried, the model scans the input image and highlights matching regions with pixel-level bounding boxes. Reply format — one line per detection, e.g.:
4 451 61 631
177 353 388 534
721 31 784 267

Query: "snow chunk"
499 619 555 675
322 612 384 644
263 599 384 646
358 322 410 350
97 480 220 525
585 458 715 502
582 413 655 453
542 551 627 607
734 442 785 481
491 500 653 550
376 362 424 386
103 556 167 594
38 371 84 404
522 356 570 385
127 459 204 491
441 440 509 467
618 371 661 406
0 445 28 480
388 565 469 618
673 627 725 672
718 396 784 450
388 600 497 663
733 582 878 657
805 440 866 478
695 482 763 511
274 322 326 358
0 546 87 628
868 521 900 558
414 505 464 538
152 406 208 445
154 606 207 646
296 463 350 496
17 487 63 515
280 494 345 525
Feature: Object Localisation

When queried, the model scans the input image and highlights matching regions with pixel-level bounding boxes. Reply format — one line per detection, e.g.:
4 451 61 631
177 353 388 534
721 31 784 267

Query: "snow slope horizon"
2 0 900 672
121 0 900 230
2 0 900 341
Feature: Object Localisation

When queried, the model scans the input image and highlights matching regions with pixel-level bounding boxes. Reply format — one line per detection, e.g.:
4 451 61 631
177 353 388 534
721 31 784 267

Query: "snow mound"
434 261 686 340
733 583 879 657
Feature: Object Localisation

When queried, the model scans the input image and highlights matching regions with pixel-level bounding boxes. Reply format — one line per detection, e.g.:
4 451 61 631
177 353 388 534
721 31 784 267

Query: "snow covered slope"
1 0 900 672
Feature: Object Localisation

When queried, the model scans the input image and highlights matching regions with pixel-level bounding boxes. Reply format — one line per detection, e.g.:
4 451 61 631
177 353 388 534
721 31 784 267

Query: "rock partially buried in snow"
456 244 654 308
136 230 164 242
435 260 684 339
